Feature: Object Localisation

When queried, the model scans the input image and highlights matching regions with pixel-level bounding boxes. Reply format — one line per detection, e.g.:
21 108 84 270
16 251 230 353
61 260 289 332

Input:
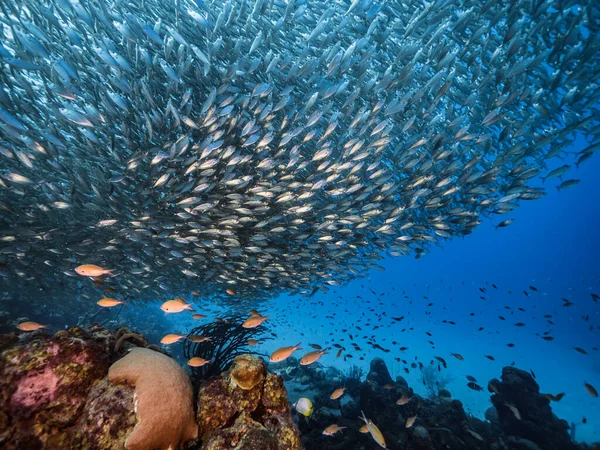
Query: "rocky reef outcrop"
0 325 301 450
271 356 599 450
197 355 302 450
489 366 578 450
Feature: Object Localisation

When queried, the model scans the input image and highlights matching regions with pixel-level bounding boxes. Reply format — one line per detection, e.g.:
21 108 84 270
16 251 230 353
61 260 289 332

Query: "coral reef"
489 366 578 450
108 347 198 450
270 357 599 450
197 354 302 450
0 324 114 449
0 326 300 450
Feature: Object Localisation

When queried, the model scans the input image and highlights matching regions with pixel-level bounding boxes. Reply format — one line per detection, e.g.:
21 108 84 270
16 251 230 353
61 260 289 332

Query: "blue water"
138 139 600 442
11 141 599 442
254 144 600 443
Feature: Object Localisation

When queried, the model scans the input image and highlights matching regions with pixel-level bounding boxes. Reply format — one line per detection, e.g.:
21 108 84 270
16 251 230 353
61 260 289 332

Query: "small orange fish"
191 290 201 296
270 342 302 362
192 313 206 319
242 314 268 328
584 382 598 398
160 334 186 345
247 339 259 346
188 335 212 343
336 349 343 358
323 424 346 436
75 264 114 277
405 415 417 428
330 388 345 400
104 287 117 293
226 289 237 296
160 298 194 313
188 357 210 367
300 349 327 365
97 298 124 307
17 321 47 332
542 392 565 402
396 394 413 406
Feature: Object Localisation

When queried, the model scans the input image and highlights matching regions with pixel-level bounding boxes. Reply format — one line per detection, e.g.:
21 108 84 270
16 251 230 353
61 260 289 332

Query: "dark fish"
467 382 483 392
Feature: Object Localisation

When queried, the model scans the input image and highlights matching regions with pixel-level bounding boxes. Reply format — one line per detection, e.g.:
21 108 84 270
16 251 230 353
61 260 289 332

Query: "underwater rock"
70 379 137 449
197 355 302 450
485 406 500 425
230 354 267 390
490 366 577 450
395 375 410 393
0 325 113 449
412 426 433 446
108 347 199 450
438 389 452 399
368 357 394 386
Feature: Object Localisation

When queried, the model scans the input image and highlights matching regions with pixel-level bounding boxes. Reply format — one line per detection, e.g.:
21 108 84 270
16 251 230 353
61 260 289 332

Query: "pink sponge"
108 347 198 450
11 367 60 409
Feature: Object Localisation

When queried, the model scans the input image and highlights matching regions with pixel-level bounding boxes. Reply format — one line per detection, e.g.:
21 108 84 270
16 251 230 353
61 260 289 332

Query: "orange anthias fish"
17 321 47 331
323 424 346 436
242 314 268 328
247 339 259 346
396 394 413 406
300 349 327 366
192 313 206 319
188 335 212 343
226 289 237 296
269 342 302 362
160 334 186 345
330 388 345 400
405 415 417 428
75 264 114 277
160 298 194 313
188 357 210 367
97 298 124 307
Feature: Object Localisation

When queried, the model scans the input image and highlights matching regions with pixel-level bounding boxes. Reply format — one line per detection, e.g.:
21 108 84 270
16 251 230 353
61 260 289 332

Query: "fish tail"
185 304 195 311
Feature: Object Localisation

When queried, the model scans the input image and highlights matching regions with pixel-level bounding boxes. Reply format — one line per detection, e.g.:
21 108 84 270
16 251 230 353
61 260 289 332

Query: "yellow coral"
230 354 266 390
108 348 198 450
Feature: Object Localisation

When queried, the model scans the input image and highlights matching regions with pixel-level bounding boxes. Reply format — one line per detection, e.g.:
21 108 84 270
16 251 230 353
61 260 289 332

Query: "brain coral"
108 347 198 450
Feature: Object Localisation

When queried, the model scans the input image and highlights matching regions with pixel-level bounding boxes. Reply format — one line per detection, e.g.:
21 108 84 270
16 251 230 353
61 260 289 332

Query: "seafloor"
1 324 598 450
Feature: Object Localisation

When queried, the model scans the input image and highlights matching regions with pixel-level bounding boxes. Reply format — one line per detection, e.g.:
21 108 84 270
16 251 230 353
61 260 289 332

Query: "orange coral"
108 348 198 450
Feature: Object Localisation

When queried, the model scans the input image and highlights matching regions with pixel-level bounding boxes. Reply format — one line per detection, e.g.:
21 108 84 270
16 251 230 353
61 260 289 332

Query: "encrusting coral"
230 354 267 390
197 354 302 450
108 347 199 450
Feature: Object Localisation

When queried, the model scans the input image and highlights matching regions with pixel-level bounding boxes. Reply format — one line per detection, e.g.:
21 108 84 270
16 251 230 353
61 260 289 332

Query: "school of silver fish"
0 0 599 303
